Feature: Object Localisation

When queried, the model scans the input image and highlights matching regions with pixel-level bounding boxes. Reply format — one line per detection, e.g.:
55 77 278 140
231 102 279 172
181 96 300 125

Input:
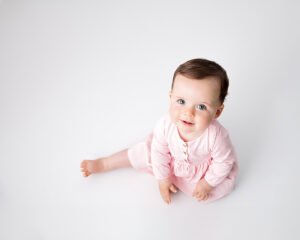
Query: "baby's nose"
184 107 195 117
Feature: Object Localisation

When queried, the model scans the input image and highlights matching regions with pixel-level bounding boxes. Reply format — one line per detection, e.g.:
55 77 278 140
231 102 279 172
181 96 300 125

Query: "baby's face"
169 74 224 141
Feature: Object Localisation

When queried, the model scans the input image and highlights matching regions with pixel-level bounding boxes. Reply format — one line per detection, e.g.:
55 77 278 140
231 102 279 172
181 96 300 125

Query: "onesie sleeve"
204 125 237 187
150 116 172 180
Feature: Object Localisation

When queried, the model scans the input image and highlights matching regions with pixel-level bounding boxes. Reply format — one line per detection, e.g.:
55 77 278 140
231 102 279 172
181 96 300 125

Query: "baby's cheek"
169 105 180 120
170 104 181 115
196 113 213 126
171 104 181 111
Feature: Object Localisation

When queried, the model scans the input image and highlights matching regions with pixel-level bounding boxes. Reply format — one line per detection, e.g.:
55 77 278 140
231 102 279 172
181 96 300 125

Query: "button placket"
182 143 188 162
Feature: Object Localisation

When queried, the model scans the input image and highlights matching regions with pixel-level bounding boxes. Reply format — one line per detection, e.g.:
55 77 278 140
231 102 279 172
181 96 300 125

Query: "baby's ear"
169 91 172 99
214 104 224 119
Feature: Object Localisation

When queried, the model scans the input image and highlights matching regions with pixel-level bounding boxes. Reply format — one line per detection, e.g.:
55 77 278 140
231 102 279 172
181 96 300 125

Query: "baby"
80 58 238 204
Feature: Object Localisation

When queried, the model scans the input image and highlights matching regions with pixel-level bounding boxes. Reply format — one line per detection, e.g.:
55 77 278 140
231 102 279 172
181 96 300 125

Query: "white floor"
1 1 299 239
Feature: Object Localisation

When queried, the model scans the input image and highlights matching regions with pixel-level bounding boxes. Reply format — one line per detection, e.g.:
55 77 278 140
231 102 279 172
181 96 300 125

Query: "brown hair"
171 58 229 104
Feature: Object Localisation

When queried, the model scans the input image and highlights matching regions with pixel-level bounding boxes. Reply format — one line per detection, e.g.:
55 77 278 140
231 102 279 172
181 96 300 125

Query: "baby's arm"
150 117 176 204
192 178 213 201
194 126 236 201
158 179 177 204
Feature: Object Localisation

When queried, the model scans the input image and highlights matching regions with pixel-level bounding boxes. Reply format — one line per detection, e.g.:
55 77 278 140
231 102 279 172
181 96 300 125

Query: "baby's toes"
83 171 90 177
80 160 90 177
80 160 88 169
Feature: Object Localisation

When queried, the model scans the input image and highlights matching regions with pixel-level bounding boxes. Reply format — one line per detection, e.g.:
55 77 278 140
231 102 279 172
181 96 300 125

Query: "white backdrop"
0 0 299 239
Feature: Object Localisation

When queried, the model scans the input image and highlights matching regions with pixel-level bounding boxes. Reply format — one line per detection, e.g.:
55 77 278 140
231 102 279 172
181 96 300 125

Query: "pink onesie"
128 114 238 202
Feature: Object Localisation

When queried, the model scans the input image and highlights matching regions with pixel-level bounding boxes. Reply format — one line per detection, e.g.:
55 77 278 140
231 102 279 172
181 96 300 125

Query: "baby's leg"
80 149 131 177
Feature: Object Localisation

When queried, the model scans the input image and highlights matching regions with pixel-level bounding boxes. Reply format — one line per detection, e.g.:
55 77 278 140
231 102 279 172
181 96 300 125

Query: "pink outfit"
128 114 238 202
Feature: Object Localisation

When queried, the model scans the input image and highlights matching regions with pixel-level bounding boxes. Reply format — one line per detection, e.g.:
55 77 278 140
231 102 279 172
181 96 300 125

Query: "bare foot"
80 159 106 177
80 149 131 177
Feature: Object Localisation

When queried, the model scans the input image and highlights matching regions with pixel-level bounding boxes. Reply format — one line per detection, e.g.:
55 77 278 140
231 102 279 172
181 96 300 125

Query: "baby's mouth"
181 120 194 126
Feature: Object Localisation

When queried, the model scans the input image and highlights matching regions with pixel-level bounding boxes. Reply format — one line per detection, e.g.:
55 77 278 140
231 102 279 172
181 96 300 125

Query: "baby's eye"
196 104 207 111
176 99 185 105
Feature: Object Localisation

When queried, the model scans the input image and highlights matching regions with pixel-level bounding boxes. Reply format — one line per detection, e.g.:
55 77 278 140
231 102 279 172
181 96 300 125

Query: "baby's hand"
192 179 213 201
158 179 177 204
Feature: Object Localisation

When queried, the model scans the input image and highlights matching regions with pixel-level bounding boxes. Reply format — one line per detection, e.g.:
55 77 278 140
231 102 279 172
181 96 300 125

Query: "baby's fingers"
159 188 171 204
196 193 208 201
169 184 177 193
192 189 199 197
164 195 171 204
163 192 171 204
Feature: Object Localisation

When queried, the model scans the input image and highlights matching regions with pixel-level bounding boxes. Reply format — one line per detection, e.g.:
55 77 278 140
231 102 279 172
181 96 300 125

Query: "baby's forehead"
172 76 221 104
173 75 220 90
174 74 221 87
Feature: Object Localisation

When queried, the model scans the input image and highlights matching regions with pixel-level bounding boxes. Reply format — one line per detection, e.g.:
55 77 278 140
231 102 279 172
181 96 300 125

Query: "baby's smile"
181 119 194 126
